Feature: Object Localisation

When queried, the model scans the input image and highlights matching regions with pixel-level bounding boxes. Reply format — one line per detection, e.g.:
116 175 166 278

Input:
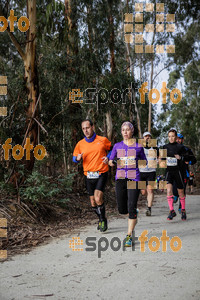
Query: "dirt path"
1 195 200 300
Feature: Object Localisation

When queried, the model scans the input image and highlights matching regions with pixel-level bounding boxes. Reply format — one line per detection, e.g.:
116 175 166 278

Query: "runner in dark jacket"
173 133 196 212
161 129 187 220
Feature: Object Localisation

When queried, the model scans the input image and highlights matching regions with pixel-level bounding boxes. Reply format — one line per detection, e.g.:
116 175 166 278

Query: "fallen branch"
21 202 37 218
0 208 11 219
15 203 36 222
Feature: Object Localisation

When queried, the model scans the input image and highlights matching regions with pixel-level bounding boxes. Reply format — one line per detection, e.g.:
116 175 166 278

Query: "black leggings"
115 179 140 219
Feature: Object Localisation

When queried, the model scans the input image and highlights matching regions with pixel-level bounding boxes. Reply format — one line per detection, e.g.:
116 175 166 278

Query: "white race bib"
87 171 99 179
167 157 177 166
119 156 136 166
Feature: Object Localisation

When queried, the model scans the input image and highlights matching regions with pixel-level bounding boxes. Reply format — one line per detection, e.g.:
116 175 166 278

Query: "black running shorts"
140 171 156 185
165 170 184 189
85 172 108 196
188 179 193 186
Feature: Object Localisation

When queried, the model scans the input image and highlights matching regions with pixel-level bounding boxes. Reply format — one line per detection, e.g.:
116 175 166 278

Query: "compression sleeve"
73 142 81 163
107 150 112 159
72 156 79 163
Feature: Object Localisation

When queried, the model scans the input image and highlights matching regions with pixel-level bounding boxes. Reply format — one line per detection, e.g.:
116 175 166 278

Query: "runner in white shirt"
139 132 158 216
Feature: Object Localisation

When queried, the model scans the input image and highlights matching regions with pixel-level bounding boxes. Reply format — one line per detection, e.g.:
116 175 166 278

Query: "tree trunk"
105 111 113 140
148 7 156 133
125 40 142 137
4 0 38 176
65 0 81 150
140 57 142 82
23 0 38 171
65 0 78 57
125 0 142 137
104 1 115 141
131 83 142 138
62 126 67 175
107 0 116 73
86 2 93 53
148 58 154 133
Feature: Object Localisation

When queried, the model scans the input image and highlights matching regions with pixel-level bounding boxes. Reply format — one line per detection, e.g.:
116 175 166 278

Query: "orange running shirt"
73 135 111 175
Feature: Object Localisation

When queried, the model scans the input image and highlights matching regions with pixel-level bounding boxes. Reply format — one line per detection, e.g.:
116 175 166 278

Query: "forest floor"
0 184 141 258
0 191 200 299
0 185 199 259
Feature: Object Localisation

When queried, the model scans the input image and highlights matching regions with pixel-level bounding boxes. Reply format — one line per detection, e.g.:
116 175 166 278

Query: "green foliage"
0 181 16 195
57 174 74 193
19 171 75 205
0 0 199 199
19 171 58 204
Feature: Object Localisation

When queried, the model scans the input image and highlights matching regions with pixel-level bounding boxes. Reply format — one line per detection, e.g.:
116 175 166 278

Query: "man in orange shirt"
73 119 112 232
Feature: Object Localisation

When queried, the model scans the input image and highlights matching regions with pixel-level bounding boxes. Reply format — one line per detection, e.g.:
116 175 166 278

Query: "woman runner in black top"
162 129 187 220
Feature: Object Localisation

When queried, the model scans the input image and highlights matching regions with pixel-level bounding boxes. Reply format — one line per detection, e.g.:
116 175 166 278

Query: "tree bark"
104 1 115 141
65 0 81 148
86 2 93 53
125 0 142 137
105 111 113 141
126 43 142 137
24 0 38 145
107 0 116 73
131 83 142 138
148 6 156 133
148 58 154 133
5 0 39 175
65 0 78 57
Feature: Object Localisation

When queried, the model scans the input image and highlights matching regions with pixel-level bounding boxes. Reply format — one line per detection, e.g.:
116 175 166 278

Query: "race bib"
87 171 99 179
189 177 193 180
167 157 177 166
119 156 136 167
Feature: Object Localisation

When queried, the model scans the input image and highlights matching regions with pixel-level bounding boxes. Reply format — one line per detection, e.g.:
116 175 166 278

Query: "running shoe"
167 210 176 220
181 209 187 221
100 219 108 232
97 221 101 230
146 209 151 216
124 235 132 247
173 196 178 203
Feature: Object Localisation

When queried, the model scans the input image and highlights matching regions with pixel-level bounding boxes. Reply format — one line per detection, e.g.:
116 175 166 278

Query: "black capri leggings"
115 179 140 219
